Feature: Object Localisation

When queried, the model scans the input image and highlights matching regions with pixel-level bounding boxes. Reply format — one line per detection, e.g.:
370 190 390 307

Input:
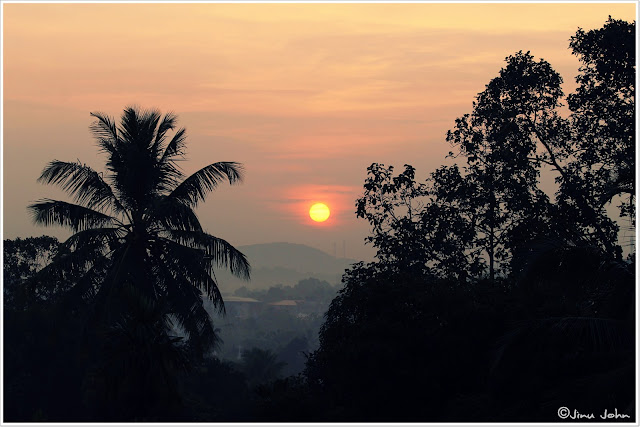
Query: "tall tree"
515 18 635 257
28 107 251 355
564 17 636 247
446 51 558 280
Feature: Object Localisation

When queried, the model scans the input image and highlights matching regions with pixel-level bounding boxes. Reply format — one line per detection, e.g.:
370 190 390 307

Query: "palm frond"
150 245 222 352
24 241 109 304
89 241 136 324
118 107 161 150
169 162 244 207
172 292 220 355
90 111 119 155
29 199 116 232
155 128 187 191
155 238 226 311
159 128 187 163
40 236 108 278
148 196 203 232
62 227 123 252
118 107 141 146
72 261 108 301
174 294 221 355
59 253 112 306
156 161 184 193
152 112 178 155
37 160 125 213
166 230 251 281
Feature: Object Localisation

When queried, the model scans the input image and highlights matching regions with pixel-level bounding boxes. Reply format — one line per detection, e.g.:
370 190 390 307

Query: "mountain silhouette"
214 242 358 292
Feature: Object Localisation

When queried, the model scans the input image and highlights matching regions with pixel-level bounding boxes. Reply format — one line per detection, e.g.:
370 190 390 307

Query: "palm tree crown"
29 107 250 354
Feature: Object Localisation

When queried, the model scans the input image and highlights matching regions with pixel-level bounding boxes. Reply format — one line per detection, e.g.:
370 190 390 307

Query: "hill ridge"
215 242 359 292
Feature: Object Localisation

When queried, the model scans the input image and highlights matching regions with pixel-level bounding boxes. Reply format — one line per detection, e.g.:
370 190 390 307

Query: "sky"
2 2 636 262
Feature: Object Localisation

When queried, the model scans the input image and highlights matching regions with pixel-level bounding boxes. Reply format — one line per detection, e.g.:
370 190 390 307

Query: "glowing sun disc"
309 203 330 222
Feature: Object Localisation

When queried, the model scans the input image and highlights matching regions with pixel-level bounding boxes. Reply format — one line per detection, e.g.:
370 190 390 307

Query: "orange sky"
2 3 636 261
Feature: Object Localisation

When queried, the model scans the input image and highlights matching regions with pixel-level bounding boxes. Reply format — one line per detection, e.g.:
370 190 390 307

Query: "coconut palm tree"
28 107 250 355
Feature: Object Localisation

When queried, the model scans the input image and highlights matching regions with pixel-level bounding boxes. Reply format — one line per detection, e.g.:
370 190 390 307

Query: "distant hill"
238 242 357 273
214 242 358 293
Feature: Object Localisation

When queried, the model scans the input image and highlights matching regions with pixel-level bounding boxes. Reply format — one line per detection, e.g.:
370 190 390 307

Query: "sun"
309 203 330 222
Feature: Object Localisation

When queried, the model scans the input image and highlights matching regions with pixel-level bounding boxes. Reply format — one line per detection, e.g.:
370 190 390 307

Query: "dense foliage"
3 236 61 306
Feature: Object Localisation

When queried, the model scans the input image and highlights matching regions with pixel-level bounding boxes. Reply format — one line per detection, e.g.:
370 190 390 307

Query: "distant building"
268 299 300 314
224 295 263 319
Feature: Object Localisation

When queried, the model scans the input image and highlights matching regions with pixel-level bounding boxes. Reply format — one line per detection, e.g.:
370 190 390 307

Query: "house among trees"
223 296 263 319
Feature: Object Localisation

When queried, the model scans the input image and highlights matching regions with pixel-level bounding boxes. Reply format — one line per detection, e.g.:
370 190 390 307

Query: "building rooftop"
224 296 262 303
268 300 298 306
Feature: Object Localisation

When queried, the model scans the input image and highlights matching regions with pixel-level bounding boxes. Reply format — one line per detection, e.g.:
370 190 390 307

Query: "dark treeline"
3 17 636 422
233 277 338 303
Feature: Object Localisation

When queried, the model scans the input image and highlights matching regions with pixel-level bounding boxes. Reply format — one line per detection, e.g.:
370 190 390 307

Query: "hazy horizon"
3 2 636 261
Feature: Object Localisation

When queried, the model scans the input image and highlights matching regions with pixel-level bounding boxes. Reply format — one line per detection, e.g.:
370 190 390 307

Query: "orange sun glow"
309 203 330 222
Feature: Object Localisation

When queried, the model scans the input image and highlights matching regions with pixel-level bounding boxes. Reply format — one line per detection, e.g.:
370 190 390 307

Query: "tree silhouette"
446 51 562 281
3 236 61 307
355 163 481 281
355 163 431 275
567 17 635 221
28 107 250 356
